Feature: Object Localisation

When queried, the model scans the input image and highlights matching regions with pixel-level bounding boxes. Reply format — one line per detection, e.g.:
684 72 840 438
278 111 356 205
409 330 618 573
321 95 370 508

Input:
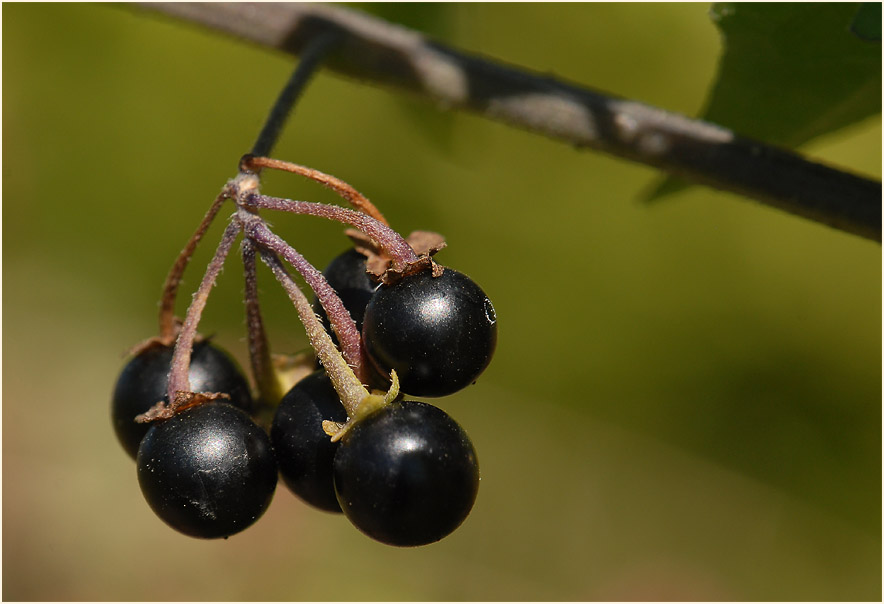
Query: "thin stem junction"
242 155 389 225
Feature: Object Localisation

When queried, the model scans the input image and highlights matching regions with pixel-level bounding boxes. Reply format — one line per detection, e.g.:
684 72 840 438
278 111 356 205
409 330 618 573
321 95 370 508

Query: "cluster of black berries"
111 156 497 546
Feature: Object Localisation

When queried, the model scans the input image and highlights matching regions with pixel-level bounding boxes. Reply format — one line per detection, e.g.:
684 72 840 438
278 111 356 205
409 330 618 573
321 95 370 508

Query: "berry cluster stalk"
256 247 382 421
242 155 389 225
245 193 419 270
242 216 364 379
158 188 231 341
166 221 241 403
143 37 415 420
249 31 342 158
242 237 283 411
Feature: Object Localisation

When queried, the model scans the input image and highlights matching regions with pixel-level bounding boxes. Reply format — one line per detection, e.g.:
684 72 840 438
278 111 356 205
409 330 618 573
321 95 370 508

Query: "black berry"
111 340 253 459
271 370 347 513
137 402 277 539
362 268 497 397
333 400 480 547
312 248 376 338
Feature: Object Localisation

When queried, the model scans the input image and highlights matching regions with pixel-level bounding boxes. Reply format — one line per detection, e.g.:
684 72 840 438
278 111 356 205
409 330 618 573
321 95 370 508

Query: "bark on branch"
135 2 882 242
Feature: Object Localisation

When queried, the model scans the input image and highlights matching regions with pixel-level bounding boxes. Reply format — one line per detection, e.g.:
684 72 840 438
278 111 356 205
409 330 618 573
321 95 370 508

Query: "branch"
135 2 882 243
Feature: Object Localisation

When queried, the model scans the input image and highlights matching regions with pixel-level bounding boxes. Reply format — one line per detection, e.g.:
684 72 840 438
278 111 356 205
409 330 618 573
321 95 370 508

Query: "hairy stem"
158 188 231 340
242 155 389 225
167 220 241 401
258 247 370 417
242 237 284 410
245 193 418 270
242 215 366 381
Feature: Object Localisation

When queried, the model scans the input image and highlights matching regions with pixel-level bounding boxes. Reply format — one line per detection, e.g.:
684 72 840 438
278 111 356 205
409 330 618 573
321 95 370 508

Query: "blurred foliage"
2 3 881 601
707 2 881 147
851 2 883 42
650 2 881 200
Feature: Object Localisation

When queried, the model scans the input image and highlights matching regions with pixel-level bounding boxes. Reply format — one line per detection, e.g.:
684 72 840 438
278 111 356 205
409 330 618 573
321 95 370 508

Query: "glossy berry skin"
271 371 347 513
137 402 278 539
111 341 253 460
333 401 480 547
362 268 497 397
312 248 377 338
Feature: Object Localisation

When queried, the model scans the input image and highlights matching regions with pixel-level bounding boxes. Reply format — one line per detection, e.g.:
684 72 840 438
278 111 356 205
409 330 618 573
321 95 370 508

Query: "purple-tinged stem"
167 220 242 402
159 188 231 341
242 155 389 225
245 193 419 271
242 217 366 382
242 237 283 408
258 248 369 417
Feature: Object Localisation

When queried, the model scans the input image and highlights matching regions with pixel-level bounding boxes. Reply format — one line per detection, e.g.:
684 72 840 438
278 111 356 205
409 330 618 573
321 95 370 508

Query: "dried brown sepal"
123 322 214 359
134 391 231 424
345 228 447 285
125 337 174 359
125 319 184 357
344 228 387 279
405 230 447 258
379 255 443 285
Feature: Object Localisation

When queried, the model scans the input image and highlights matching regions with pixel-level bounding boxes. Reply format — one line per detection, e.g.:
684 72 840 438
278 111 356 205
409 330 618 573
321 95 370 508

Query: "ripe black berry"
333 400 479 547
312 248 376 337
361 268 497 397
137 402 277 539
111 340 253 459
271 370 347 513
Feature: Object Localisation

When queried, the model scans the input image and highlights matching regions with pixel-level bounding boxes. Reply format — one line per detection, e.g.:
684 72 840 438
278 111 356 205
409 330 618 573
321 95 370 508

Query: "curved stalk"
158 188 231 340
242 215 366 381
242 155 389 225
166 220 242 402
257 247 370 416
245 193 418 271
242 237 284 411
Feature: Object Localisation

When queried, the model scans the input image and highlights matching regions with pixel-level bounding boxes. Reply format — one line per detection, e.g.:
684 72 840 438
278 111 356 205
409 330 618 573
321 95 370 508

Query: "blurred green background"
3 3 880 601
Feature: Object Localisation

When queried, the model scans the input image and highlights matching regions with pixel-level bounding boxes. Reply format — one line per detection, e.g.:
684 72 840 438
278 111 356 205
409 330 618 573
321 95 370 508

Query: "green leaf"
647 2 881 202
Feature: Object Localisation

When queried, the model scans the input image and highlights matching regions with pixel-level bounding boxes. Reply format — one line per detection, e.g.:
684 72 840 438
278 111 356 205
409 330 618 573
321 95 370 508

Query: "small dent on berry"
483 298 497 325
